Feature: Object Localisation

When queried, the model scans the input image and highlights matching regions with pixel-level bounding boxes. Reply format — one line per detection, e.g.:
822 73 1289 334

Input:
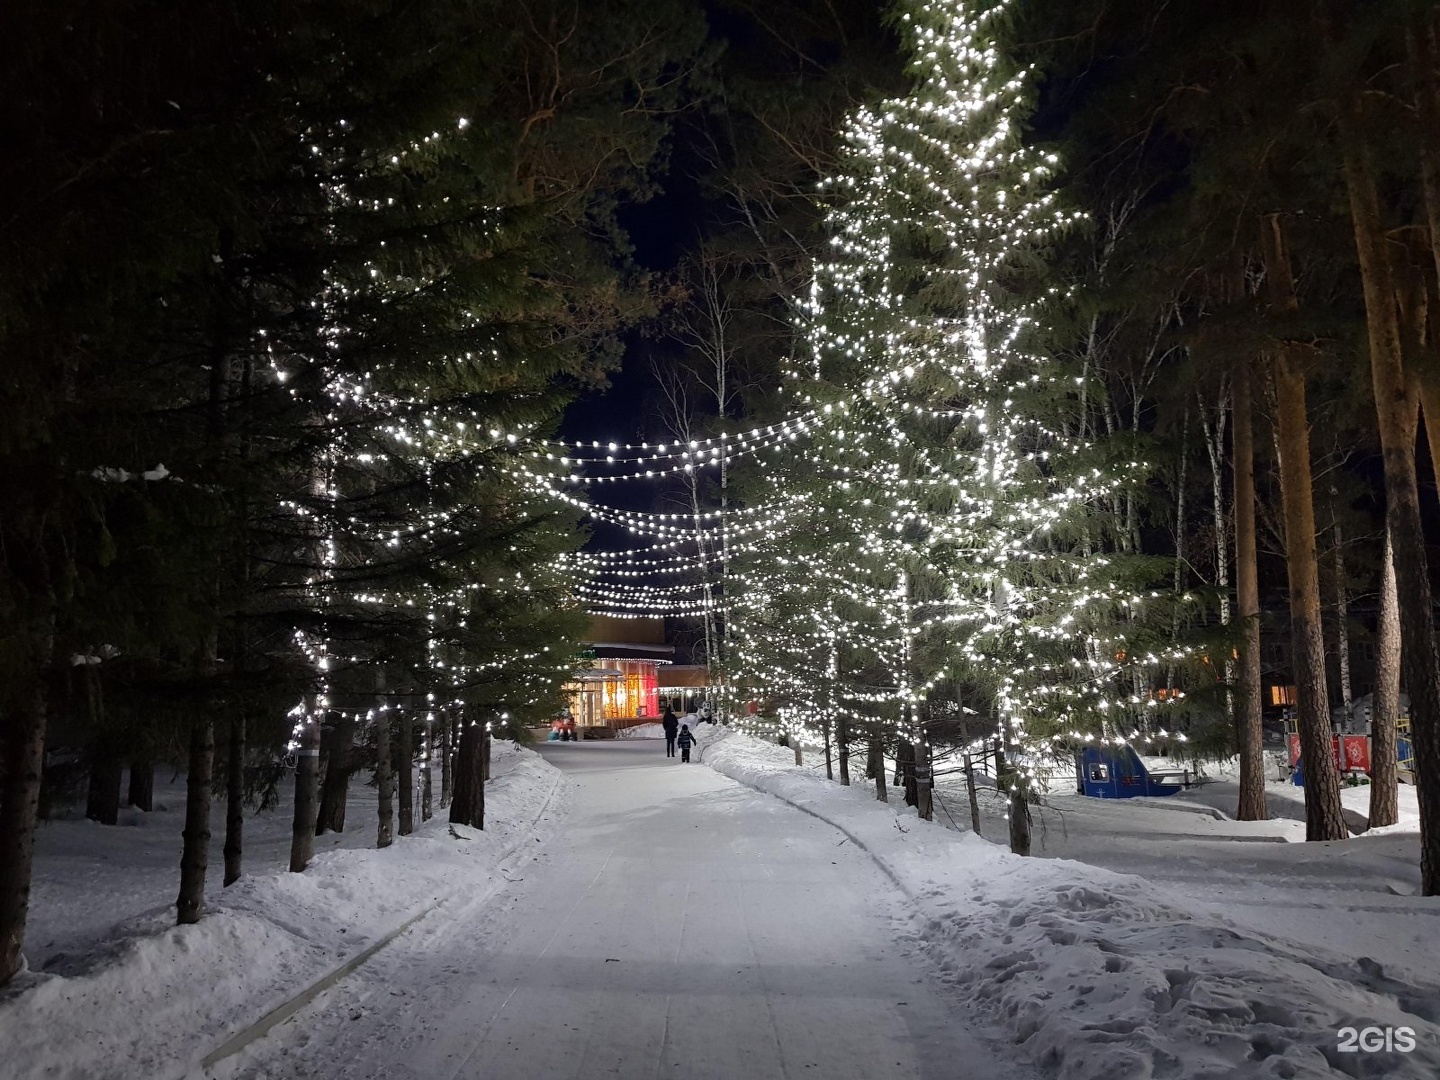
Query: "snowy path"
229 740 1034 1080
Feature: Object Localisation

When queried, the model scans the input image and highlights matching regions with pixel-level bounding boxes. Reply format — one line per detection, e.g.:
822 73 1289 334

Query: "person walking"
662 706 679 758
677 723 695 763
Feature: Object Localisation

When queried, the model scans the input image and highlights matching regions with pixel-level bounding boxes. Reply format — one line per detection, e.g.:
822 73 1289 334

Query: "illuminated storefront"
567 658 665 726
562 616 706 732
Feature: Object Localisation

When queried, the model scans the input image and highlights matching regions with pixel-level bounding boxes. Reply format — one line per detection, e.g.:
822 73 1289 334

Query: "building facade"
565 616 670 731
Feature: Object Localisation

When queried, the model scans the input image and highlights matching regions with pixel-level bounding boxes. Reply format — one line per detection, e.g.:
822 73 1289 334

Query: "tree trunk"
86 745 123 826
915 740 933 821
450 723 473 827
1419 380 1440 494
289 708 321 872
1413 13 1440 490
1331 523 1353 730
1371 531 1401 829
0 636 50 985
316 715 355 835
1167 409 1189 693
175 715 215 924
127 757 154 812
376 705 393 849
227 343 256 885
998 749 1030 855
1200 383 1231 629
1412 17 1440 341
964 753 982 835
1008 785 1031 855
686 471 719 671
823 722 833 781
1262 214 1347 842
476 730 487 830
440 714 454 808
421 716 433 822
1233 362 1268 821
1201 384 1236 722
181 238 230 918
837 716 850 786
868 737 886 802
1344 131 1440 892
449 722 485 829
398 709 414 836
898 739 917 807
223 713 245 886
1273 351 1347 839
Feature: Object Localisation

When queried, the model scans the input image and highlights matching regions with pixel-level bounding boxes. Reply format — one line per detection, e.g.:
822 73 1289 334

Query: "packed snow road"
229 739 1035 1080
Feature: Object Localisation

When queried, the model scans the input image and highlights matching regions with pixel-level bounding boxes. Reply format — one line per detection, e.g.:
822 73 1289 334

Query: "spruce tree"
0 0 711 976
730 0 1179 850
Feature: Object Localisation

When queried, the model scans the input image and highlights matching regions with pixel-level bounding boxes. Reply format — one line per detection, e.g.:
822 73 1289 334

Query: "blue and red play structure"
1288 724 1415 786
1075 745 1193 799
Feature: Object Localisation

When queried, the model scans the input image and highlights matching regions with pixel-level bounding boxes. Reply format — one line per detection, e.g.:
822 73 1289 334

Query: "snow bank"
1148 754 1424 834
696 726 1440 1080
617 722 665 739
0 742 568 1080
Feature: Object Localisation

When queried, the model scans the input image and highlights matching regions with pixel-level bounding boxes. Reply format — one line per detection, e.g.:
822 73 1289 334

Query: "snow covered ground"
697 726 1440 1079
926 758 1436 985
224 739 1039 1080
0 742 569 1080
7 728 1440 1080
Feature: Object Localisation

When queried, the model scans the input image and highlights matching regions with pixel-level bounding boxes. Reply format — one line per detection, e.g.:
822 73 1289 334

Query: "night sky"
559 147 704 450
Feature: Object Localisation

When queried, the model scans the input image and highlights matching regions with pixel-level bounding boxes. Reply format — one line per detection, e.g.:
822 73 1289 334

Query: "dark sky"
553 0 899 531
555 76 711 524
558 146 705 451
556 0 897 453
555 195 701 519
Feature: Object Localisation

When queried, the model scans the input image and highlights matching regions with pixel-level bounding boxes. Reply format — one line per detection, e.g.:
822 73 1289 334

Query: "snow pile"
0 742 568 1080
617 722 665 739
696 726 1440 1080
1179 757 1422 835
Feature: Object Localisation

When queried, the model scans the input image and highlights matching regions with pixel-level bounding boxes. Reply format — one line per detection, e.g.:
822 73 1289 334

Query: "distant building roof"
658 664 709 688
588 642 674 658
584 614 665 645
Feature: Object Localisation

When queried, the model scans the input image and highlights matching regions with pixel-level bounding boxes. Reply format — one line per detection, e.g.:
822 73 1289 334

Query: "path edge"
196 763 567 1076
697 728 913 898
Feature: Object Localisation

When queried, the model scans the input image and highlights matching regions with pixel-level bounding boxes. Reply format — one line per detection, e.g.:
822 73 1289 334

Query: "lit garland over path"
535 0 1190 852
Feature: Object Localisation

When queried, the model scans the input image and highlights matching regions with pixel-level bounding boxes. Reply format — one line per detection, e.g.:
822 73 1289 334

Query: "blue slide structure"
1075 745 1192 799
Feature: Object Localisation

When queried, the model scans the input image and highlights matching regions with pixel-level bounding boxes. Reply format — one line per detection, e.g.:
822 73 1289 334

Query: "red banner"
1340 735 1370 773
1290 733 1372 773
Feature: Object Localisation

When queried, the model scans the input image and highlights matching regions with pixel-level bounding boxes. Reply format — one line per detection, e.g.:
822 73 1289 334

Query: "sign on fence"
1287 733 1372 773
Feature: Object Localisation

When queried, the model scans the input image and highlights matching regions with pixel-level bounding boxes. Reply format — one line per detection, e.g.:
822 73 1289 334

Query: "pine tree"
730 0 1176 850
0 0 710 977
1018 0 1392 838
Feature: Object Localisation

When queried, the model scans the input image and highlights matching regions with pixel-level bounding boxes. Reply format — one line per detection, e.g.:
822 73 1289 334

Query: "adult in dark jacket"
662 707 679 757
677 723 695 763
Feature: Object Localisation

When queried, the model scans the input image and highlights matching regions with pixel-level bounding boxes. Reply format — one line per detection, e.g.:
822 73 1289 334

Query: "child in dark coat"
676 723 695 762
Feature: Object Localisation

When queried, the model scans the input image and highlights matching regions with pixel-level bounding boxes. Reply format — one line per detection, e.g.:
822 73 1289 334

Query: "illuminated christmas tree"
731 0 1178 848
